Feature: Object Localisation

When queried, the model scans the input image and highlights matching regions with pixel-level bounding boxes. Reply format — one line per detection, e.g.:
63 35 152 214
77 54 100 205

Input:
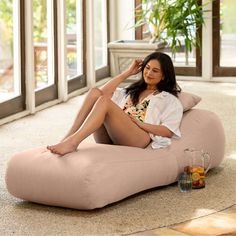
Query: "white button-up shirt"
112 88 183 149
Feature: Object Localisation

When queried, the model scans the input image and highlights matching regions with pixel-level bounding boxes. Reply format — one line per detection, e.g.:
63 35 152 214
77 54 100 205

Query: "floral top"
123 98 150 122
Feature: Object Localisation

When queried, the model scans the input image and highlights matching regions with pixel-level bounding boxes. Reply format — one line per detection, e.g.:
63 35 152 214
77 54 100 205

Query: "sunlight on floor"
169 205 236 236
217 83 236 97
221 90 236 97
229 152 236 160
192 208 216 218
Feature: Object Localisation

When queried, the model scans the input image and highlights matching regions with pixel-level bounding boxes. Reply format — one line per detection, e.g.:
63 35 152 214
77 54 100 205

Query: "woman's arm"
101 59 142 96
130 118 173 138
134 94 183 138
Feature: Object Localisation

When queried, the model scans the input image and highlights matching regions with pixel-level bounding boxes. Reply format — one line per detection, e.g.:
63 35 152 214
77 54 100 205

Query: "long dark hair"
125 52 181 105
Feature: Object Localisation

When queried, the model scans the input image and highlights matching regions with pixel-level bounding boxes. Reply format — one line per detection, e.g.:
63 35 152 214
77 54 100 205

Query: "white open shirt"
111 88 183 149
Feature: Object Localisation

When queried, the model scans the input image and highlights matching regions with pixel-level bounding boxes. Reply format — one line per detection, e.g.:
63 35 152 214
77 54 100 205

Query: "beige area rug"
0 81 236 236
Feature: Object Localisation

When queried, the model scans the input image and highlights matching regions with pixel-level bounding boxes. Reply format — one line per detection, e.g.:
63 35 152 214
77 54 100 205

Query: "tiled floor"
130 205 236 236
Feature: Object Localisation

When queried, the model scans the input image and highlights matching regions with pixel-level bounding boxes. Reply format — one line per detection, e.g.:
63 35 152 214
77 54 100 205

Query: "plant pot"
108 40 166 77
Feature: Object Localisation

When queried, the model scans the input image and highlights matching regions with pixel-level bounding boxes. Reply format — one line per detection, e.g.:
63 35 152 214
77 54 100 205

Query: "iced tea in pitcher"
184 148 211 189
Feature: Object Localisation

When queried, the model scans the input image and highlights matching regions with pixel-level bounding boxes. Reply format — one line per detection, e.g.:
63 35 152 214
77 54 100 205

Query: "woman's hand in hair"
126 59 143 76
101 59 142 94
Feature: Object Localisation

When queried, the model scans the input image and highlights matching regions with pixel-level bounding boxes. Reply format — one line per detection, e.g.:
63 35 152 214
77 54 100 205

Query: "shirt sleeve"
160 95 183 138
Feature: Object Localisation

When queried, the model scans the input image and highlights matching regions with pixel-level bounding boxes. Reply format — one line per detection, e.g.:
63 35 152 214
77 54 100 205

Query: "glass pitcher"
184 148 211 189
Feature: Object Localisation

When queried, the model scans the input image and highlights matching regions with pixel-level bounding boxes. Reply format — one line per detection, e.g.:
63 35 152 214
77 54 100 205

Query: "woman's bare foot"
47 138 78 155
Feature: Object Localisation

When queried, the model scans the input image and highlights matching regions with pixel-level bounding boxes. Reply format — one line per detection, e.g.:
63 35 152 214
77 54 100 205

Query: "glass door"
0 0 25 119
0 0 106 121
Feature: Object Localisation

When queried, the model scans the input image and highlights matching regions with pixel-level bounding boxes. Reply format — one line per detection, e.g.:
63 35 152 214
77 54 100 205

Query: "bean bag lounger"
5 94 225 210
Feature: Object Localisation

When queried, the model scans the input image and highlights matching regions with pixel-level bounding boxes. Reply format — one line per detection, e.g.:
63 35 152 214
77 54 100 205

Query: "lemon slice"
192 172 200 181
197 167 204 173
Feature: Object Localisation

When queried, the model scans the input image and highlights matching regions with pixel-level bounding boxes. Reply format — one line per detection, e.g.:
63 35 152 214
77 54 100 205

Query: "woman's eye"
153 69 161 73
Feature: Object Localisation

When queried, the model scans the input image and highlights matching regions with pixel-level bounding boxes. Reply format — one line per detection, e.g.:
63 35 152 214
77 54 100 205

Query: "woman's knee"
94 95 115 113
96 95 112 106
89 87 103 98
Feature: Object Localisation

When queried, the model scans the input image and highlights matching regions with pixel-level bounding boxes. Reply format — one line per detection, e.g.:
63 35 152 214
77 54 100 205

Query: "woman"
47 52 183 155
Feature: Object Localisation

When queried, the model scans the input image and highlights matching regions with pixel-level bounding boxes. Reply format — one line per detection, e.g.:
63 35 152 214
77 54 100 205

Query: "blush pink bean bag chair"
5 93 225 210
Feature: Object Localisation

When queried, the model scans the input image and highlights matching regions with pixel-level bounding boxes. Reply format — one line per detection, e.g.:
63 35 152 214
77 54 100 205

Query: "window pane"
33 0 49 89
66 0 83 80
165 50 196 67
94 0 107 69
142 30 196 67
220 0 236 67
0 0 20 102
33 0 55 90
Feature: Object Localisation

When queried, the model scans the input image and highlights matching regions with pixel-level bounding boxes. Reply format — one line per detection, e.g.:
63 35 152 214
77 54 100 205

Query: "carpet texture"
0 81 236 236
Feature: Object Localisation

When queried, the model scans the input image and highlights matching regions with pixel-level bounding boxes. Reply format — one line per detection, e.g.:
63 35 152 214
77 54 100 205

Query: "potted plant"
108 0 209 76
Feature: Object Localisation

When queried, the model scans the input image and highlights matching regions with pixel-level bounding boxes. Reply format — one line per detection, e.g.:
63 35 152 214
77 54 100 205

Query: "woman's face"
143 59 164 87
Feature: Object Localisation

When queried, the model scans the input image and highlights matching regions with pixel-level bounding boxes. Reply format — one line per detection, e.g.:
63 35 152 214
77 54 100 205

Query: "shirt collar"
153 91 169 98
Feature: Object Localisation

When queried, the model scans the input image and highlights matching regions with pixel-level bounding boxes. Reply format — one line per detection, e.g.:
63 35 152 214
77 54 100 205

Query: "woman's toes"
51 148 57 153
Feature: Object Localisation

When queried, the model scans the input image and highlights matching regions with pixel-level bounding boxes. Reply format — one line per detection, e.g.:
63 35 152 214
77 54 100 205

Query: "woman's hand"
129 115 143 128
130 115 173 138
126 59 143 76
100 59 142 95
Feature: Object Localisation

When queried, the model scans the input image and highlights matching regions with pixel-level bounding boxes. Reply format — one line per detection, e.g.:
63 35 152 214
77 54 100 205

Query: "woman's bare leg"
63 87 112 143
93 125 113 144
61 87 103 141
47 96 150 155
